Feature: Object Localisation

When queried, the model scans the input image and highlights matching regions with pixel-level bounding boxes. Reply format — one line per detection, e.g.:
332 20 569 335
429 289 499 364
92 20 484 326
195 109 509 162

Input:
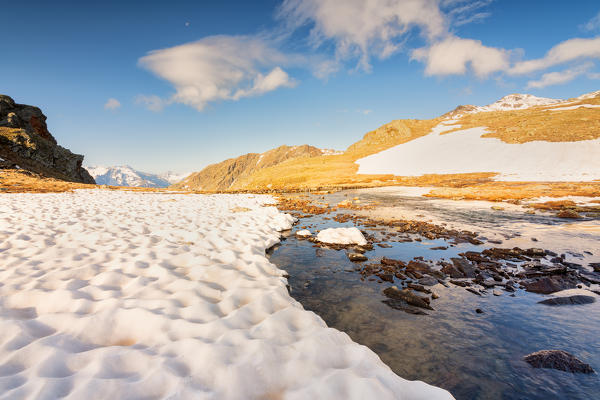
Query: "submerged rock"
523 350 595 373
382 299 429 315
383 286 433 310
538 295 596 306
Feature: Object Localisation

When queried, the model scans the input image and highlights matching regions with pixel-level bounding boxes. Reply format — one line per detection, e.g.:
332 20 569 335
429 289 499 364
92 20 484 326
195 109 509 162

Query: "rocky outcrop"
0 95 94 184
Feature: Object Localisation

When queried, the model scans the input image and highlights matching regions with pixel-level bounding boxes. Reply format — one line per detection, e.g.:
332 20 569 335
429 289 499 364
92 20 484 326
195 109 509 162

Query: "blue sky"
2 0 600 174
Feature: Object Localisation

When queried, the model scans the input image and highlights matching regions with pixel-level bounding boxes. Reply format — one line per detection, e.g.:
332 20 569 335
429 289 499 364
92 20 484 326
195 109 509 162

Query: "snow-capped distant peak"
475 94 562 112
85 165 187 188
575 90 600 100
158 171 191 185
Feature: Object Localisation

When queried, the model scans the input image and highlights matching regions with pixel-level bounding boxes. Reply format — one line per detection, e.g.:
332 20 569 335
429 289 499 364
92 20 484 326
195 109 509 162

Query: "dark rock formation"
524 350 595 373
538 295 596 306
0 95 94 183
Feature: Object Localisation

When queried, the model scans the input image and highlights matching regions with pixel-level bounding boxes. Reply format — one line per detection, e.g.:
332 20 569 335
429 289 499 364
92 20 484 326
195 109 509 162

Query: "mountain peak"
86 165 189 187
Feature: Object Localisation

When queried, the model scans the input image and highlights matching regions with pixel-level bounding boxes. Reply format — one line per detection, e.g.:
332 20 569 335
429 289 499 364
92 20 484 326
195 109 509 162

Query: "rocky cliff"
0 95 94 183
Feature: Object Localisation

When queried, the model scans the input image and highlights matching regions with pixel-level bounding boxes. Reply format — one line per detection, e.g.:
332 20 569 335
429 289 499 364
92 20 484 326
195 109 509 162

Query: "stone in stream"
466 287 483 296
407 282 432 294
376 273 394 283
492 290 502 296
523 350 595 373
348 253 368 262
441 261 464 278
538 295 596 306
556 210 582 219
381 257 405 267
450 257 477 278
381 300 429 315
383 286 433 310
522 276 577 294
450 279 470 287
406 260 435 275
418 276 439 286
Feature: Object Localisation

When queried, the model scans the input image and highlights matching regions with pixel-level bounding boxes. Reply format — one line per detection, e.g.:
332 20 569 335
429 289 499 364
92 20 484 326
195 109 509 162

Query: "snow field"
356 122 600 182
0 190 451 400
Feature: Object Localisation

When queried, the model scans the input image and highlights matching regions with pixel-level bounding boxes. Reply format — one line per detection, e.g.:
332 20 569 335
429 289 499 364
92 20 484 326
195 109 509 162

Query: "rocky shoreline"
276 194 600 316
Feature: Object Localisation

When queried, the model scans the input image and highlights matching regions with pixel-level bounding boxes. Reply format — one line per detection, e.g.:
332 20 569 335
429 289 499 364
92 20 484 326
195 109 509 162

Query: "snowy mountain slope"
447 90 600 117
86 165 189 188
157 171 191 185
356 120 600 182
473 94 561 112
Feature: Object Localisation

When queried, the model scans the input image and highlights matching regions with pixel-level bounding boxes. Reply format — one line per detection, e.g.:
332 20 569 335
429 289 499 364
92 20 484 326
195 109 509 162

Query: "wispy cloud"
526 62 594 89
580 11 600 32
135 95 166 112
104 98 121 111
510 37 600 75
138 35 297 111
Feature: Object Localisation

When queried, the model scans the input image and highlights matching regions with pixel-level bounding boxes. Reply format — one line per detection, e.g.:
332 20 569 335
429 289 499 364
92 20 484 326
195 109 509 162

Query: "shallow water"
269 189 600 400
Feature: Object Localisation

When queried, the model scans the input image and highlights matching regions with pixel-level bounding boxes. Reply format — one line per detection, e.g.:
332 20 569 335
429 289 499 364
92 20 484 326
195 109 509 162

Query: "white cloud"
526 63 593 89
412 36 509 77
135 95 166 112
510 37 600 75
138 35 297 111
581 11 600 32
104 98 121 110
278 0 447 71
278 0 506 79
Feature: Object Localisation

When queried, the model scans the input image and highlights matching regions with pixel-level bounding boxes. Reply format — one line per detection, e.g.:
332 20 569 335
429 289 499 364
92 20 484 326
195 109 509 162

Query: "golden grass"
445 98 600 143
232 119 444 191
0 169 174 194
425 181 600 201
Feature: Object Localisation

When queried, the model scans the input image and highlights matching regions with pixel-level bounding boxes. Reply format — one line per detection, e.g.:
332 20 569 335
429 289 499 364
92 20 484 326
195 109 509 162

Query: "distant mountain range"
86 165 189 188
173 90 600 192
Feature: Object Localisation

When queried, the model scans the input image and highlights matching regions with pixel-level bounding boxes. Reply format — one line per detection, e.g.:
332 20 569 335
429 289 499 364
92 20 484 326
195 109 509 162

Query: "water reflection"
270 190 600 400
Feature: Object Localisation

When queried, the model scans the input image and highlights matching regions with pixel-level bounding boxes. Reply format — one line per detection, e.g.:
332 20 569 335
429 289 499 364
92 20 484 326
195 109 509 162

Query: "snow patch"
321 148 344 156
356 122 600 182
296 229 312 237
0 190 450 399
546 104 600 111
473 94 561 113
317 227 368 245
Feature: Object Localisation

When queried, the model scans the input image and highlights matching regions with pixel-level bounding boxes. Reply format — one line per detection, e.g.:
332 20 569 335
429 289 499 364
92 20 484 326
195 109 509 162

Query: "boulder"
522 276 577 294
523 350 594 373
